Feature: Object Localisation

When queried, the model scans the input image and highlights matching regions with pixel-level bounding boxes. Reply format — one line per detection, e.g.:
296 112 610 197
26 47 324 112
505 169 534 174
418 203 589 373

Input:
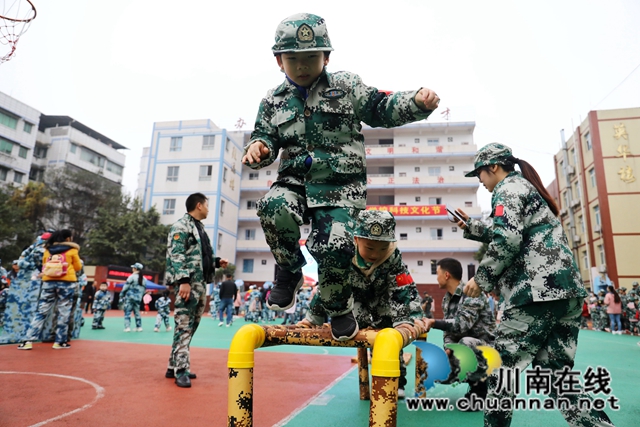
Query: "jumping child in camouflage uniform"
92 282 111 329
458 143 614 426
242 13 439 341
154 290 172 332
303 210 422 398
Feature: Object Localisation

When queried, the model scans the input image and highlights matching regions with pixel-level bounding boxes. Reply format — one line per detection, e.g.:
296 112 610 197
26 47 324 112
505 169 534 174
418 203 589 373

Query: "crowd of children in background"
582 282 639 335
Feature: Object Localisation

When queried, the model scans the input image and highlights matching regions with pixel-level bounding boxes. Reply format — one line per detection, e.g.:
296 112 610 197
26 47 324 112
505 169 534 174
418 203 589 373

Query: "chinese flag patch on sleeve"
495 205 505 217
396 273 413 287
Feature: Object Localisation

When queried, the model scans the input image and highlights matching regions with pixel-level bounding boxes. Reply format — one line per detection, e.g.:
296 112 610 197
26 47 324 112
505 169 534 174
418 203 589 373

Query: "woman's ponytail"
507 156 559 217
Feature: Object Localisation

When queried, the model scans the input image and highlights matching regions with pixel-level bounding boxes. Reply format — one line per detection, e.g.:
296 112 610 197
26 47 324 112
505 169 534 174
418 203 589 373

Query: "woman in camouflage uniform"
457 143 614 426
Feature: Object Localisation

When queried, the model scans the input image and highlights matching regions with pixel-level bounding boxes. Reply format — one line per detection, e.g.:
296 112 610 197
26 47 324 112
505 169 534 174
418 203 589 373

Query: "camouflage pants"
124 298 142 329
485 298 613 427
0 275 41 344
258 183 358 316
24 280 75 344
167 282 206 373
93 309 105 327
155 311 170 329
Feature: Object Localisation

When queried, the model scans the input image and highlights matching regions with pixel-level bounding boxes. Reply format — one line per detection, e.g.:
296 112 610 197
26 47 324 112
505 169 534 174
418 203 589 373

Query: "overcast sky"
1 0 639 212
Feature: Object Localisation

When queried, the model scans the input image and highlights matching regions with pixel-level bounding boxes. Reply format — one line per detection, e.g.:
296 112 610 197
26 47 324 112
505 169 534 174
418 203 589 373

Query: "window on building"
379 138 393 145
249 172 259 180
400 233 408 240
80 147 105 167
261 259 267 265
199 165 213 181
220 200 225 216
247 200 257 210
465 201 473 207
584 132 591 151
430 228 443 240
223 167 228 183
243 259 254 273
578 215 585 233
170 137 182 152
23 122 33 133
202 135 215 150
428 167 441 176
415 196 421 202
414 138 420 144
427 138 439 146
414 167 420 172
34 145 48 158
29 167 44 182
417 260 423 266
589 168 595 187
245 229 256 240
399 172 406 177
218 232 223 250
574 183 581 201
0 166 7 181
582 251 588 270
430 260 437 274
0 138 13 155
225 138 231 152
70 143 77 154
0 109 17 129
570 148 576 165
559 160 564 176
449 166 455 171
428 197 441 204
106 161 123 176
13 172 24 183
163 199 176 215
447 137 453 142
598 245 604 264
266 170 272 176
379 195 394 205
594 205 600 227
416 227 422 233
18 146 28 158
452 226 458 232
167 166 179 182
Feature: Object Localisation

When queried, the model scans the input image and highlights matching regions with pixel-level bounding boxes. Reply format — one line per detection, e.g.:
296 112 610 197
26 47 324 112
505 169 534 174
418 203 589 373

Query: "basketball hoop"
0 0 37 63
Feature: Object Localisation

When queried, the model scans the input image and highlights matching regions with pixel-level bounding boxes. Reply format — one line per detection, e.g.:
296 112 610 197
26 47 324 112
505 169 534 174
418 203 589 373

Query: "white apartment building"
31 116 126 184
137 120 244 267
236 120 482 288
0 92 40 186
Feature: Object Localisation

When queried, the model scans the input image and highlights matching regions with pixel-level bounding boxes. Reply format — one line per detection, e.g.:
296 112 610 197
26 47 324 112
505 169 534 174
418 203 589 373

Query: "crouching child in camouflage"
303 210 423 397
242 13 440 341
154 290 172 332
92 282 111 329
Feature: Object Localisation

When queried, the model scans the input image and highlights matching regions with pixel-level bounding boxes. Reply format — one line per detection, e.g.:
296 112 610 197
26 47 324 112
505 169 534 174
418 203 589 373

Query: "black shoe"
91 326 98 330
97 325 105 329
330 312 359 341
165 369 197 379
175 373 191 388
267 269 303 311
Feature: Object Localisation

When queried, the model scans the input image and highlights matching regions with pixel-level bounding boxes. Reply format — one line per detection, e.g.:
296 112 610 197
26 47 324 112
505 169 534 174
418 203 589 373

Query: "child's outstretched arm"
414 88 440 111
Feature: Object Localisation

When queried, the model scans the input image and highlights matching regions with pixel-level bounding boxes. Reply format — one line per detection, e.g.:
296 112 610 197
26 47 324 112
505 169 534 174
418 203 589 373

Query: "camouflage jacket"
464 172 587 310
246 70 433 209
93 290 111 311
121 273 146 302
308 245 422 328
435 281 495 345
155 296 171 315
165 213 220 286
18 241 46 278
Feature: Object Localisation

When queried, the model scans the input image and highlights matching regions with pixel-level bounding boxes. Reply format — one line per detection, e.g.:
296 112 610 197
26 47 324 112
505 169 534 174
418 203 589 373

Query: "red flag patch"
495 205 505 217
396 273 413 287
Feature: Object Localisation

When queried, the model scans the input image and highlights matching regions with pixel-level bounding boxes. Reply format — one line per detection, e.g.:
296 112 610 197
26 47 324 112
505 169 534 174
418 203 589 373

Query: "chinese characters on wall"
614 123 635 183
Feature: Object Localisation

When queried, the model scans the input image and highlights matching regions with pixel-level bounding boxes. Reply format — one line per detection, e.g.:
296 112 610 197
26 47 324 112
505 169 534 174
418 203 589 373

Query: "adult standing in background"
218 274 236 327
603 285 623 335
121 262 146 332
164 193 228 388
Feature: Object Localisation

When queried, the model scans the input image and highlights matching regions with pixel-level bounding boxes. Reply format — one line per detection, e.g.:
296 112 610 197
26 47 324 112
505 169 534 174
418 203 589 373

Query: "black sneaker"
267 269 303 311
330 311 359 341
165 369 197 379
175 370 192 388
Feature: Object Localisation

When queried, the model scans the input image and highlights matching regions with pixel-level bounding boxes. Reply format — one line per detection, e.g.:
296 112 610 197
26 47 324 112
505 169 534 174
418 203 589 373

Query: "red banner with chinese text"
365 205 446 216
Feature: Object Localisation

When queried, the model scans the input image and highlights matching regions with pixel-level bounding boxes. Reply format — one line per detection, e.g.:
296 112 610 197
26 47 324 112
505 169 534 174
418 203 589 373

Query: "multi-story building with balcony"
0 92 40 186
551 107 640 291
236 120 483 304
137 120 244 266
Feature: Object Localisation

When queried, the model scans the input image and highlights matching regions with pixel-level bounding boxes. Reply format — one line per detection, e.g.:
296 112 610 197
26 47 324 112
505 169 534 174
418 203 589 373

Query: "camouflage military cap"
272 13 333 54
633 281 639 286
465 143 513 177
354 210 396 242
131 262 144 270
621 287 627 291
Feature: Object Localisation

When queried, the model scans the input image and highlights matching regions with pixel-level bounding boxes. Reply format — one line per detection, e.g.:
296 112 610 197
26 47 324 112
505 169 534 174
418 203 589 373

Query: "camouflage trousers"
168 282 206 373
485 298 614 427
441 337 490 385
93 309 106 327
0 275 41 344
24 280 75 344
258 183 358 316
123 298 142 329
155 311 170 329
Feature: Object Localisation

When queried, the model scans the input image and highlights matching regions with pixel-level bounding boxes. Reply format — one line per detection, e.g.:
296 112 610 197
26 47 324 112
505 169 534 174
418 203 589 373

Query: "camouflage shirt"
464 171 588 310
246 70 433 209
121 273 146 303
308 244 422 328
93 290 111 311
434 281 496 345
165 213 220 286
155 296 171 315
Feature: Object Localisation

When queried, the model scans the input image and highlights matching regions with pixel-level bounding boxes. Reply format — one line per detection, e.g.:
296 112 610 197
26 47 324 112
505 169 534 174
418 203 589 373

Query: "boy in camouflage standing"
303 210 422 397
92 282 110 330
154 290 172 332
242 13 439 341
164 193 228 388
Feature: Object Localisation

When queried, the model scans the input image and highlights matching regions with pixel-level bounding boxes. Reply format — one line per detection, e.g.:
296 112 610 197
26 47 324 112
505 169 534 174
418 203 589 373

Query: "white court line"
272 364 357 427
0 371 105 427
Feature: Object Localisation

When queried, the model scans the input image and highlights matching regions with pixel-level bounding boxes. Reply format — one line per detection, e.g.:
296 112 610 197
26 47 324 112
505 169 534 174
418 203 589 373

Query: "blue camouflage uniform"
155 296 172 330
121 272 146 330
92 290 111 328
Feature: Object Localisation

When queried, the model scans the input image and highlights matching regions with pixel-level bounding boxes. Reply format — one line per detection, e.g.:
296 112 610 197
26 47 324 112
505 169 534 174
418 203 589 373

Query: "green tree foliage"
83 195 171 273
214 263 236 284
10 181 48 231
0 186 36 264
